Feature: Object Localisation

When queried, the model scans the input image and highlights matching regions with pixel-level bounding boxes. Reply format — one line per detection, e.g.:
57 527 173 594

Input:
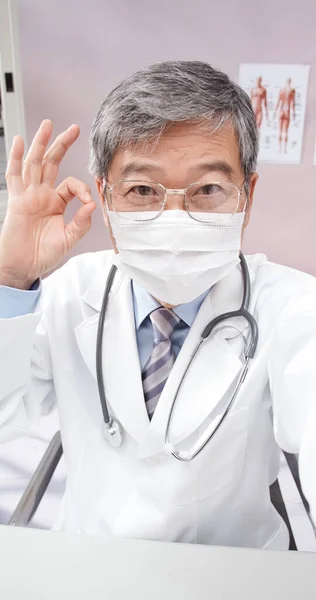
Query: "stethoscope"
96 252 258 461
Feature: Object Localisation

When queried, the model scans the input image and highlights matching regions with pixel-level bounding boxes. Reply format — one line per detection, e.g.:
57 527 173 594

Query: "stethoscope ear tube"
201 253 258 358
201 308 258 358
96 264 118 426
242 310 258 359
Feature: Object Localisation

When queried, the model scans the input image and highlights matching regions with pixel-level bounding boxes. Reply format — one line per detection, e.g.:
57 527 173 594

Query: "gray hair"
89 61 258 193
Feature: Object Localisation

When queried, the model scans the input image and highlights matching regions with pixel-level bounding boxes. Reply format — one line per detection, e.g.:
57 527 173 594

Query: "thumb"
65 201 96 249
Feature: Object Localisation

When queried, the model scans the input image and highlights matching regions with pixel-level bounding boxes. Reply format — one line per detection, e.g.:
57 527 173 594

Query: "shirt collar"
132 280 209 329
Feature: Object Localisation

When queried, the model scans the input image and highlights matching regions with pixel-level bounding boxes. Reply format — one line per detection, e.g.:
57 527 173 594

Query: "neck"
155 297 176 309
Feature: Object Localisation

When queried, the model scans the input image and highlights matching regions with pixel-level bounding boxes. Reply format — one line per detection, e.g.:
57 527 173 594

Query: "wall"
15 0 316 275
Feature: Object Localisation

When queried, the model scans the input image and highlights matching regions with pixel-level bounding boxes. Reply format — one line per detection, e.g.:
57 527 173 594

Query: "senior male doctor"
0 61 316 550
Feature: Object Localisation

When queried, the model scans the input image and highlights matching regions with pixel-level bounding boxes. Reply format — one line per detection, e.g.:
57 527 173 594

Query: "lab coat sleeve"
268 290 316 525
0 277 56 444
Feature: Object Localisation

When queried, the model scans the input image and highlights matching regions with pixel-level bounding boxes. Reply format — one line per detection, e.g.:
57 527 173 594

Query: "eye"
129 185 157 197
195 184 223 196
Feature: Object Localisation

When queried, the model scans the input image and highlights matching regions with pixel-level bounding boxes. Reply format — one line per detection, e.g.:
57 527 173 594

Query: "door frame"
0 0 26 224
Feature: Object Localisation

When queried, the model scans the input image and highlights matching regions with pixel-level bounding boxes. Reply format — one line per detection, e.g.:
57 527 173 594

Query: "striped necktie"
142 308 181 419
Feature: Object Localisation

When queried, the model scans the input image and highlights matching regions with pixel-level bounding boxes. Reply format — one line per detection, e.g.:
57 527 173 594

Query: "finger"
5 135 25 196
65 201 96 250
56 176 93 207
41 124 80 187
23 120 53 187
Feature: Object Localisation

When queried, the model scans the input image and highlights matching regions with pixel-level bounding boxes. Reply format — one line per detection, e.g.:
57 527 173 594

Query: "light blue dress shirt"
0 283 40 318
0 280 208 368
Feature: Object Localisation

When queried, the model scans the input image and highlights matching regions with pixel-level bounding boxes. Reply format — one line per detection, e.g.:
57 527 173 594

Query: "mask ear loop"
101 179 111 214
239 180 250 215
231 179 245 215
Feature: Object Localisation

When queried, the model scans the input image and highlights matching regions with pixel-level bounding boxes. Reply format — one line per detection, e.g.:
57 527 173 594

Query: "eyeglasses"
104 180 245 222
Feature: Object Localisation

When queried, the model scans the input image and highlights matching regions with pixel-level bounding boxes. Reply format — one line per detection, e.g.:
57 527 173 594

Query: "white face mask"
108 210 244 305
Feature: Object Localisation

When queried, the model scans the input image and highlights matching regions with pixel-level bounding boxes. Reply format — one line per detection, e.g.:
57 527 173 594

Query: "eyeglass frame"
103 179 247 222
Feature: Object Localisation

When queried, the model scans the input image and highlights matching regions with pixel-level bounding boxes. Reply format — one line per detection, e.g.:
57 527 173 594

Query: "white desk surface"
0 525 315 599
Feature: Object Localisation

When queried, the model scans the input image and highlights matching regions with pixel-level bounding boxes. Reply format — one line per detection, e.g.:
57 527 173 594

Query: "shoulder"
251 254 316 290
57 249 113 282
41 250 114 304
247 253 316 314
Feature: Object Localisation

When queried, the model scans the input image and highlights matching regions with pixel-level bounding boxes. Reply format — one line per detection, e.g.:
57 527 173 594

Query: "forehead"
108 121 243 180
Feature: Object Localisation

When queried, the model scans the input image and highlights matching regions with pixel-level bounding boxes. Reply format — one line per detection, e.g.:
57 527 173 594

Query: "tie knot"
150 308 180 343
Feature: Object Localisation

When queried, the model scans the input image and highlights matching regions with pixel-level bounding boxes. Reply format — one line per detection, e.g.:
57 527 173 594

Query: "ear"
95 177 106 208
95 177 118 254
243 172 259 229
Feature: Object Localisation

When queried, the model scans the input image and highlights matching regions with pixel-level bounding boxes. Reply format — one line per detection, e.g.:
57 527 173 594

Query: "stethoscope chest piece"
103 417 123 448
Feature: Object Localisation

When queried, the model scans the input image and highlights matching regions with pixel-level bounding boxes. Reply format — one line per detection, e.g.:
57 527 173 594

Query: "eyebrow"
190 161 235 180
119 161 164 179
119 160 235 181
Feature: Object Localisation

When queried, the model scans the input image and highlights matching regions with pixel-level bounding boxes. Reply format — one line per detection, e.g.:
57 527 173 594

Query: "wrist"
0 267 36 290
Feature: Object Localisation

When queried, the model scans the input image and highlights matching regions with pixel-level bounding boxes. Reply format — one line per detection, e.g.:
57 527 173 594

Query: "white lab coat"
1 250 316 549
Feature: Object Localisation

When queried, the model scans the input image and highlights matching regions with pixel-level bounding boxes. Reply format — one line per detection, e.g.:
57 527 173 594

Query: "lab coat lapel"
74 263 149 444
137 261 249 458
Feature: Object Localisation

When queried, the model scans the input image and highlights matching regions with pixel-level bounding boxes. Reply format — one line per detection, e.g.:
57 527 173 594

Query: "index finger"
41 124 80 186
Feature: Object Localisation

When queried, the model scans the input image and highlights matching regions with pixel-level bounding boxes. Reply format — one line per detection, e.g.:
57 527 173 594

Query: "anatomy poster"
239 64 310 164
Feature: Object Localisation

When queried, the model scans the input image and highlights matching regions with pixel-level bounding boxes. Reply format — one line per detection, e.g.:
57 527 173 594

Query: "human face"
96 121 258 251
